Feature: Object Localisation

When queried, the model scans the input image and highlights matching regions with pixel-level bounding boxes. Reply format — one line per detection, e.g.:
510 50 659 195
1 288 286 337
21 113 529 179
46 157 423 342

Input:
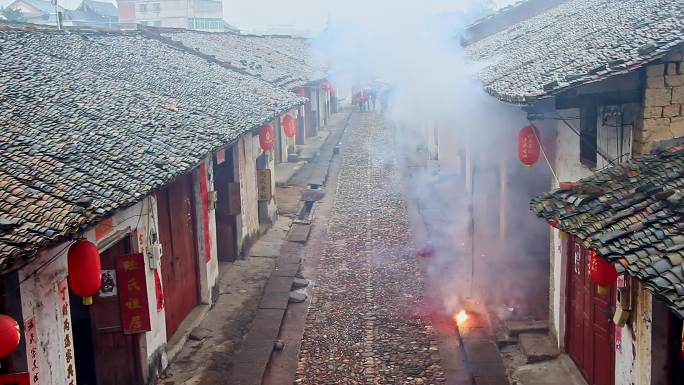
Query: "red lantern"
0 315 20 358
67 239 102 305
259 123 275 151
518 125 541 166
282 114 296 138
548 220 559 228
296 88 306 97
587 249 618 295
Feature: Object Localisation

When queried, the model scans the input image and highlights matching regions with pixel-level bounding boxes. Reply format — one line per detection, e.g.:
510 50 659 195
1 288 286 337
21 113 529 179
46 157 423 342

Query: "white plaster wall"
615 285 653 385
18 200 170 385
550 108 593 345
238 133 260 244
193 158 219 305
19 244 71 385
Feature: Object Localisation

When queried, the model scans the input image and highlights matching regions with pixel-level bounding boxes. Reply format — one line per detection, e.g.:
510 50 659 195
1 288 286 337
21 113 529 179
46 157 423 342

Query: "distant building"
63 0 118 28
7 0 63 25
117 0 223 31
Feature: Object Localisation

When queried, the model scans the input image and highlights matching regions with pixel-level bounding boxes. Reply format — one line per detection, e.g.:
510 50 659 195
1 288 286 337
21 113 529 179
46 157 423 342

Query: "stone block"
519 333 559 363
643 118 671 132
673 86 684 104
672 117 684 138
667 63 679 75
643 106 663 118
647 76 665 89
644 124 675 143
505 320 549 337
647 63 665 78
663 104 681 118
645 88 672 107
666 75 684 87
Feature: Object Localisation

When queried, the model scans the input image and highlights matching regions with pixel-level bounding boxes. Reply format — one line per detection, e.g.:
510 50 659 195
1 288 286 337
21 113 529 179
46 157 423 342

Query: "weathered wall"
18 201 169 385
549 109 593 346
194 158 219 305
636 49 684 154
615 284 652 385
238 133 260 248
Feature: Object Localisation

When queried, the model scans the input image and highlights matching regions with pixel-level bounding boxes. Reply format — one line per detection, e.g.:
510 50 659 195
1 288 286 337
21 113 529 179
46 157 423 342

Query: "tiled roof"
465 0 684 104
531 147 684 316
0 27 304 270
157 30 326 89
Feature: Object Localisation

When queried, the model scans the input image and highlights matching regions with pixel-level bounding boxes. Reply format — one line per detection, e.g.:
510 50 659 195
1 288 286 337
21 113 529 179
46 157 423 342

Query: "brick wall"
636 49 684 154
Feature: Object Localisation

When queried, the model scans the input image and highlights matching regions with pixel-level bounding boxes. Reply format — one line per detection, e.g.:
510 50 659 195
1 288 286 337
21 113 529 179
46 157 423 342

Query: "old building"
116 0 223 31
62 0 119 28
466 0 684 384
153 29 334 156
6 0 62 25
0 24 303 385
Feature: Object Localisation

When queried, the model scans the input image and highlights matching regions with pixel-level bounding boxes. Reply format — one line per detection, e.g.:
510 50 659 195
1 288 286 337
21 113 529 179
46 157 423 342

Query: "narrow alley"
294 112 446 384
1 1 683 385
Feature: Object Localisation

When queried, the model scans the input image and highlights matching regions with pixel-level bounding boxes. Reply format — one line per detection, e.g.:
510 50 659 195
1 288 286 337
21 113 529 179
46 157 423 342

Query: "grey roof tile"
465 0 684 104
0 27 304 270
531 145 684 314
157 30 327 89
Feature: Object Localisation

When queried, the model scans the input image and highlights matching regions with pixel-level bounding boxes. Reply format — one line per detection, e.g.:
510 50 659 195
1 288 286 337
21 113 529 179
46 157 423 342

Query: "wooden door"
157 173 200 339
73 236 142 385
213 150 239 262
567 237 615 385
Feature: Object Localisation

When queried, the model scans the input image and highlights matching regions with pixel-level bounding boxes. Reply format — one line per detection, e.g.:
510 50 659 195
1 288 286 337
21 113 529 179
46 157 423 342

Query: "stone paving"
295 112 446 384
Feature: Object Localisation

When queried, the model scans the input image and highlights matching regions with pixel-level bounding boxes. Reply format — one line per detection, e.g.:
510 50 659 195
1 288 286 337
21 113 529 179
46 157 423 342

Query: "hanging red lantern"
259 123 275 151
282 114 296 138
0 315 20 358
67 239 102 305
548 220 559 228
587 249 618 295
518 125 541 166
296 87 306 97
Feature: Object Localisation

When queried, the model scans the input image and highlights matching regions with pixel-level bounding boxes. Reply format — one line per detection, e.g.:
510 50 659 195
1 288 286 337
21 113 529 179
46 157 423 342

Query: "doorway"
71 235 142 385
157 173 200 339
213 148 240 262
566 236 615 385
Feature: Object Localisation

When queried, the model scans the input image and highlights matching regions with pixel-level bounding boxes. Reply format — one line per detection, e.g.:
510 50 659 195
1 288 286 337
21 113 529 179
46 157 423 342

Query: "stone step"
495 328 518 348
519 333 559 363
505 319 549 337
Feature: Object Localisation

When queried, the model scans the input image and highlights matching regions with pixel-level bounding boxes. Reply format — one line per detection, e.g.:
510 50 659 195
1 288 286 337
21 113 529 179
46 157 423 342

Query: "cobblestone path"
295 112 446 384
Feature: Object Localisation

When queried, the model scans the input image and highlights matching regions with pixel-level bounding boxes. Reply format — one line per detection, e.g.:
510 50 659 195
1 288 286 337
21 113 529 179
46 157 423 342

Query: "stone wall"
637 49 684 153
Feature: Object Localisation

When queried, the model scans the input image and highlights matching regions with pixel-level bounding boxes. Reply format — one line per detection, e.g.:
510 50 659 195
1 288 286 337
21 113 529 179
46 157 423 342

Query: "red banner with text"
116 253 151 334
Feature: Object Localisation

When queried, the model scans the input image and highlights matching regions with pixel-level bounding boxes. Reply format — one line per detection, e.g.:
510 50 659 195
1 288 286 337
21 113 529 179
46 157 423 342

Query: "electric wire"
0 241 74 299
0 202 149 298
530 123 560 186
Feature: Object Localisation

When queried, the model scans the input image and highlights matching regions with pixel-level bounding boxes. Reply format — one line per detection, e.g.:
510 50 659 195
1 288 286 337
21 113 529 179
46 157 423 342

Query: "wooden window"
580 104 598 168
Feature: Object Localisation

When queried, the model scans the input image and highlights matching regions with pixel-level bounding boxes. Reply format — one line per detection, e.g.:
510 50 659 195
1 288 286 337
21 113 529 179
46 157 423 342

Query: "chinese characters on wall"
116 254 151 334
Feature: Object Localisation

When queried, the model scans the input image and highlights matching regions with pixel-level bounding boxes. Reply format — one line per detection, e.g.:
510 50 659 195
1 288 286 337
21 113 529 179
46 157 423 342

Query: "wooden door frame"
564 235 616 385
213 149 239 262
563 233 573 351
158 173 201 338
83 233 144 385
